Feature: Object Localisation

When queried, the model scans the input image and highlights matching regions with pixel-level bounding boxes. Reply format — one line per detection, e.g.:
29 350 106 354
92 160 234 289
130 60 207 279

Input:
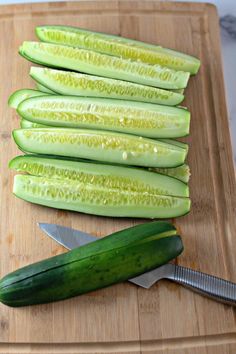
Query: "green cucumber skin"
9 155 189 197
0 237 183 307
17 96 190 139
1 221 177 287
0 220 183 306
13 174 191 219
19 42 190 90
8 89 47 109
13 128 187 168
36 25 200 74
35 82 55 94
3 221 178 286
30 67 184 106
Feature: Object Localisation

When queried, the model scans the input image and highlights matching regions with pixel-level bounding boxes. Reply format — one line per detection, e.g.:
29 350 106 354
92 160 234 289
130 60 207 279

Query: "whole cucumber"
0 221 183 307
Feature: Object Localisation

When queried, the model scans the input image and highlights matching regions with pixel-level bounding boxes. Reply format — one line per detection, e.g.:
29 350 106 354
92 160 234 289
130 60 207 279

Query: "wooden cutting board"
0 1 236 353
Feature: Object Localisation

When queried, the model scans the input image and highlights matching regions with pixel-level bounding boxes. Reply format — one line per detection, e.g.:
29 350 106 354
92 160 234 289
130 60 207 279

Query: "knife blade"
39 223 96 250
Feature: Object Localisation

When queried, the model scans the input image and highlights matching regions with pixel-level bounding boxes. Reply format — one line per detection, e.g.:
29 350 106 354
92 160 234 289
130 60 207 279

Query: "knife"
39 223 236 306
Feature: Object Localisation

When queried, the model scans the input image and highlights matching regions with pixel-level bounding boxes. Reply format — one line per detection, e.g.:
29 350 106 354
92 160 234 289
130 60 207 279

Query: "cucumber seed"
122 151 128 160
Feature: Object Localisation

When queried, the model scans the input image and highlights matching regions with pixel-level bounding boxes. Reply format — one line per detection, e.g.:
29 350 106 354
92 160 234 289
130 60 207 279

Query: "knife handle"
169 265 236 306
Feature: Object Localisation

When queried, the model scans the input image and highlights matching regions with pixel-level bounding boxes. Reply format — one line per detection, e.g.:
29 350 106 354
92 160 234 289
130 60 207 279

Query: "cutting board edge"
1 331 236 353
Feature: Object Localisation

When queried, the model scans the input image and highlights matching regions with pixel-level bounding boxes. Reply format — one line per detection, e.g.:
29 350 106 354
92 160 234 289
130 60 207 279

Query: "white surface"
180 0 236 158
1 0 236 158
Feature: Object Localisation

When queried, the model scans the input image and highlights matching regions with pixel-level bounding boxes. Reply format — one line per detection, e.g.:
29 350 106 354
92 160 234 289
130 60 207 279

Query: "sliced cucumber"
150 164 190 183
0 222 183 307
20 118 189 154
9 155 189 197
173 89 184 94
13 128 187 168
17 96 190 138
30 67 184 106
19 42 190 90
20 119 48 129
19 120 189 157
8 89 47 109
10 153 190 183
19 118 190 142
13 174 190 218
36 25 200 74
35 82 55 94
159 139 188 152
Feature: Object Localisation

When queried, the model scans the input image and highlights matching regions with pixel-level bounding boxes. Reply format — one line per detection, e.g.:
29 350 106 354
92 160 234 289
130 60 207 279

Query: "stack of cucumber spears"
9 25 200 219
0 26 200 307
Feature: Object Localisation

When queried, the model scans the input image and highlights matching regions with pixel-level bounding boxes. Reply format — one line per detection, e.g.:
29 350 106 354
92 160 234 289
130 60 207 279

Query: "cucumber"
13 128 187 168
19 120 189 159
20 123 188 158
20 119 48 129
10 153 190 183
36 25 200 74
159 139 188 152
150 164 191 184
9 155 189 197
13 174 190 218
19 42 190 90
0 221 183 307
19 118 189 152
30 67 184 106
17 96 190 138
35 82 55 94
19 120 190 146
8 89 47 109
173 89 184 94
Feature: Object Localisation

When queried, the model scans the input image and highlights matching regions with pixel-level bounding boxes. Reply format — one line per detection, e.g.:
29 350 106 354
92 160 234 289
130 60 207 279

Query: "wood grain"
0 1 235 353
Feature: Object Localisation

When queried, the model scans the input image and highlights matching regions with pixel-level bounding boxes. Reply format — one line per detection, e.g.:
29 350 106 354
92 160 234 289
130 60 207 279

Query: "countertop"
1 0 236 159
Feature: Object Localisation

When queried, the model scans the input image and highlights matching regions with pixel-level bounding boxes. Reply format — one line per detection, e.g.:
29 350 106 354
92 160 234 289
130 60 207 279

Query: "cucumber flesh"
13 128 187 168
19 42 190 90
20 119 48 129
173 88 184 94
35 82 55 94
150 164 191 183
8 89 47 109
13 174 190 219
9 155 189 197
30 67 184 106
18 121 189 161
36 25 200 74
0 221 183 306
10 152 190 183
159 138 188 152
17 96 190 139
